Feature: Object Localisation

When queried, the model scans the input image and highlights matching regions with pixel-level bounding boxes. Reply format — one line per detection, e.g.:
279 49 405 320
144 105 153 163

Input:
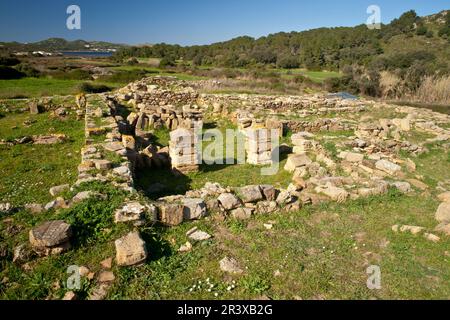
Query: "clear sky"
0 0 448 45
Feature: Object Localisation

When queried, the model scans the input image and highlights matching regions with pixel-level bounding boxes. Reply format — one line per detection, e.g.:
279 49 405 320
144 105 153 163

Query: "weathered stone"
29 101 41 114
13 244 32 264
29 220 71 248
217 193 242 210
424 233 440 243
404 179 427 191
115 231 147 267
435 202 450 223
0 203 12 213
62 291 77 301
49 184 70 197
187 228 212 241
435 223 450 236
239 185 263 203
88 283 110 301
315 184 349 203
94 160 112 170
182 198 207 220
206 199 220 213
375 160 401 175
33 134 66 145
100 257 113 269
260 185 277 201
345 152 364 163
114 202 146 224
437 192 450 203
276 190 295 205
158 203 184 226
219 257 243 274
230 207 253 220
256 201 278 214
24 203 44 214
98 271 115 283
392 181 412 194
284 154 312 172
72 191 101 204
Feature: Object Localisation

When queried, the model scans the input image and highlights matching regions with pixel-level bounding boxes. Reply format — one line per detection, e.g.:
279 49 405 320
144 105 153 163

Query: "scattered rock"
158 203 184 226
260 185 277 201
49 184 70 197
115 231 147 267
230 207 253 220
406 179 428 191
29 220 72 256
182 198 207 220
13 244 32 264
375 160 401 175
239 185 264 203
62 291 77 301
435 202 450 223
217 193 242 210
437 192 450 203
219 257 243 274
0 203 12 214
424 233 440 243
94 160 112 170
100 257 113 269
187 228 212 241
24 203 44 214
178 241 193 253
114 202 146 224
284 154 312 172
88 283 110 301
98 271 115 283
392 181 412 194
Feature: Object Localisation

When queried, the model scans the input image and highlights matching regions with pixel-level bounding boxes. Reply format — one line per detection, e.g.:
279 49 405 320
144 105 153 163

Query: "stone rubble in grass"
219 257 243 274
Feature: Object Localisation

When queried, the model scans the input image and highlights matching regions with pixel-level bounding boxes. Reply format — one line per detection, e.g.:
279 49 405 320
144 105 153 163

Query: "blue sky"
0 0 448 45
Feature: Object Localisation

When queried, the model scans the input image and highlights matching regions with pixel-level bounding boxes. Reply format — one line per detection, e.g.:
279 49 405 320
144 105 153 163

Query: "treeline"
114 10 450 72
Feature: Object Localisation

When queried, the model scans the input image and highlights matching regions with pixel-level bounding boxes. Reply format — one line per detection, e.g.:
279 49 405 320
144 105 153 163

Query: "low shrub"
0 66 25 79
77 82 112 94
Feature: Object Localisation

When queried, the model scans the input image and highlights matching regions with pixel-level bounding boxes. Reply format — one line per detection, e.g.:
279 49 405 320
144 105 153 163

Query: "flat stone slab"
29 220 72 248
115 231 148 267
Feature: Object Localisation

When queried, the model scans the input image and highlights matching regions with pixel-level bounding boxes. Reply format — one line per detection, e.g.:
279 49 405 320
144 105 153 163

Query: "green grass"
0 112 84 205
0 78 122 99
275 68 342 83
105 189 449 300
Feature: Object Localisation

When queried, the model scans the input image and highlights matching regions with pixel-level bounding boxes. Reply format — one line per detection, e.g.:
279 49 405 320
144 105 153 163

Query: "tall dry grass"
379 71 402 99
414 75 450 105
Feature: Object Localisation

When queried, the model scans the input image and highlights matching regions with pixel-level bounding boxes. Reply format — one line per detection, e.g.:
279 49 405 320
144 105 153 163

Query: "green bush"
0 66 25 79
77 82 112 94
98 70 147 84
52 68 92 80
0 56 20 66
15 64 41 78
159 57 176 68
277 55 300 69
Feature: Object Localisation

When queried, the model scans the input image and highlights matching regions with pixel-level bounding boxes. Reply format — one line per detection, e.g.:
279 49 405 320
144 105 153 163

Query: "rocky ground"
0 77 449 300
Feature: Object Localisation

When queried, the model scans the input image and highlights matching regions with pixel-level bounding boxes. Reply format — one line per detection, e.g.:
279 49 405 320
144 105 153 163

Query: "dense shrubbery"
0 66 25 79
15 63 41 78
77 82 112 94
0 56 20 66
51 68 92 80
98 70 148 84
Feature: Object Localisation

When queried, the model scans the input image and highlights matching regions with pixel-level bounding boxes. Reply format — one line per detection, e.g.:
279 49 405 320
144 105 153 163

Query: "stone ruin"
4 75 448 300
169 128 201 174
244 128 276 166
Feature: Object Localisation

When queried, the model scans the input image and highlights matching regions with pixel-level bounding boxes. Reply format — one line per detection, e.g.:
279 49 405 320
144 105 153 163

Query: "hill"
0 38 128 52
113 10 450 72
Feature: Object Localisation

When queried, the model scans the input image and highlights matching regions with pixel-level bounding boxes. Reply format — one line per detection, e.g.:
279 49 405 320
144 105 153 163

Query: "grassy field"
0 111 84 205
275 68 342 83
0 78 122 99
